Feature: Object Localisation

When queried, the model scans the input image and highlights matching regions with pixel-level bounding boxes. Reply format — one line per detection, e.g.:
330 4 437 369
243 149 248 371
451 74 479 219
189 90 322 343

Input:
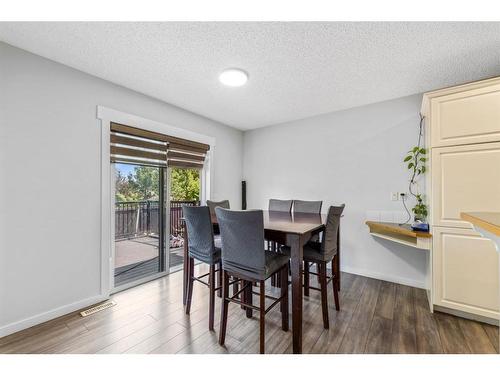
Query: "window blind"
110 122 209 169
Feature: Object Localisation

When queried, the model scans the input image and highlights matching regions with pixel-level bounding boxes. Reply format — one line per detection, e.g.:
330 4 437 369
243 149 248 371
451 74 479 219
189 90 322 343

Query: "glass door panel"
113 163 166 288
168 167 201 273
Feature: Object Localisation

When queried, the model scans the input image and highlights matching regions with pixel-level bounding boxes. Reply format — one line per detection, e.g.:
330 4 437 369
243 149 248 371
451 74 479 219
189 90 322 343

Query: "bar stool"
268 199 293 213
183 205 223 331
268 199 293 286
293 200 322 215
206 199 240 298
215 208 290 354
293 200 323 284
282 204 345 329
207 199 230 215
206 200 230 234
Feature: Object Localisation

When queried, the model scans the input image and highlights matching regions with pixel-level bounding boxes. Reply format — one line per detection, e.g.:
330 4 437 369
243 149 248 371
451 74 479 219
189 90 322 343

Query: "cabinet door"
433 226 499 319
431 142 500 228
429 82 500 147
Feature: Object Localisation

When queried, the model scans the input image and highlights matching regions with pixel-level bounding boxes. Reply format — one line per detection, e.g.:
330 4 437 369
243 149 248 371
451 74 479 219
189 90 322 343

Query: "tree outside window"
115 164 200 202
170 168 200 201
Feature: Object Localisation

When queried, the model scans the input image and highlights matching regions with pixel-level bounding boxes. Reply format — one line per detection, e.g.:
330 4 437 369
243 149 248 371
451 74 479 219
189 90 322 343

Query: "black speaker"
241 180 247 210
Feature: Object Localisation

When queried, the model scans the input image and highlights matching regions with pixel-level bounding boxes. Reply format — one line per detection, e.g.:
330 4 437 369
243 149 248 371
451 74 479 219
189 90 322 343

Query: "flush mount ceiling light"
219 68 248 87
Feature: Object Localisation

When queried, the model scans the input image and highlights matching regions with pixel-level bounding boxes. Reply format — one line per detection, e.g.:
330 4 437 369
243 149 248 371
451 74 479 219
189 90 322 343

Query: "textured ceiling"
1 22 500 130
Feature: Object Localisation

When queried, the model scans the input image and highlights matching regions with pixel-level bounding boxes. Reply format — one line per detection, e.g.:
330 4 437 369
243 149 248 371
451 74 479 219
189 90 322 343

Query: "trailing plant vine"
403 114 428 222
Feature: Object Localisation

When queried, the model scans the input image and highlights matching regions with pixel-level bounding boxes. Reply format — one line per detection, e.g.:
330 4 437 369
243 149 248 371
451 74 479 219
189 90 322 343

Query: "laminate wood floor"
1 266 498 354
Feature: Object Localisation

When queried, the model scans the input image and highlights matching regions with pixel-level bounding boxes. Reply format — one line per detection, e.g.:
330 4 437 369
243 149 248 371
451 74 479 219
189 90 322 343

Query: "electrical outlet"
399 192 407 201
390 192 399 201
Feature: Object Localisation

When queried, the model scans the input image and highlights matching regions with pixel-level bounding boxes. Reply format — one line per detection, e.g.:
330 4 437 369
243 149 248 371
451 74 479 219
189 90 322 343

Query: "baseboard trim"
0 294 108 338
341 266 426 289
433 305 499 326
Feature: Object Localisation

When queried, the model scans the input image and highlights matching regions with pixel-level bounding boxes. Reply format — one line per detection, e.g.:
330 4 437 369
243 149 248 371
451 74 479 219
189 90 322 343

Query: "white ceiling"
1 22 500 130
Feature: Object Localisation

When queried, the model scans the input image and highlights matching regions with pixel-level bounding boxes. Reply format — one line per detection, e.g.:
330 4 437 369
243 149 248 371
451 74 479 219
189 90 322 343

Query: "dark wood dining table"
182 210 338 354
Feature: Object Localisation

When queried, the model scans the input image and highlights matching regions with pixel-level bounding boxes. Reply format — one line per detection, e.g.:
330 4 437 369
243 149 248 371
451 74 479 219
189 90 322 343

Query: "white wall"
243 94 428 288
0 42 243 336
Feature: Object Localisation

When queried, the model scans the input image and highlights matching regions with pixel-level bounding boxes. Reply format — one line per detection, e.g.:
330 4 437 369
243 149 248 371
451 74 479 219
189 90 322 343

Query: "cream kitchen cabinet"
432 226 499 320
422 77 500 148
423 76 500 323
430 142 500 229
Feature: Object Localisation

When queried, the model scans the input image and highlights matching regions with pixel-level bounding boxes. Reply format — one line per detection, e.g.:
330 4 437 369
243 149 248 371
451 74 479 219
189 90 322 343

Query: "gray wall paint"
243 94 427 287
0 42 243 331
0 40 428 335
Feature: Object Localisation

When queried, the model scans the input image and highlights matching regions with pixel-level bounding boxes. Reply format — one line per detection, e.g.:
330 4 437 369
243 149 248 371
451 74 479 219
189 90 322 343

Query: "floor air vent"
79 300 116 317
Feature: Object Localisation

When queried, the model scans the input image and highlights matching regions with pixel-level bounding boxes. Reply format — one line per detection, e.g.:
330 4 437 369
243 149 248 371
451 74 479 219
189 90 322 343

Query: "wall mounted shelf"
365 221 432 250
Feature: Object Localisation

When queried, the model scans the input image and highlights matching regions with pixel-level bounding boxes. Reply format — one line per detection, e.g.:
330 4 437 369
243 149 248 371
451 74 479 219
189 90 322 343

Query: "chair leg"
332 257 340 311
319 261 329 329
279 266 284 312
303 261 310 296
209 264 216 331
217 260 222 298
245 280 253 318
270 242 277 287
280 265 289 332
233 277 239 299
334 250 340 291
219 271 230 346
259 281 266 354
240 280 246 310
185 256 194 314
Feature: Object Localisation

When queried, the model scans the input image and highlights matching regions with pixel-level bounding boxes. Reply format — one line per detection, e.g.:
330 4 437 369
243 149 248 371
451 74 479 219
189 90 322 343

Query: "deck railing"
115 200 199 240
169 200 199 237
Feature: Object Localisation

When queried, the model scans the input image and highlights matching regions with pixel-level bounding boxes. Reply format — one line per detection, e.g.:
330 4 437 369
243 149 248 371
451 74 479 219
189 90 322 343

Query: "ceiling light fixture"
219 68 248 87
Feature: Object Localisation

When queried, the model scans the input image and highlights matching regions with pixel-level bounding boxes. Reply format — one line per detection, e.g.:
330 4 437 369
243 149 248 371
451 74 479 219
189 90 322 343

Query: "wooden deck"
0 268 497 354
114 236 184 286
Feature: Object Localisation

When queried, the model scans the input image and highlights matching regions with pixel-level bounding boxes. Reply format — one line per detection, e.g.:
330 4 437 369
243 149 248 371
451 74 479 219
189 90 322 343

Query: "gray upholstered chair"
267 199 293 286
293 200 323 214
268 199 293 212
206 199 230 215
215 208 289 354
282 204 345 329
206 200 230 235
293 199 323 241
182 205 222 331
293 200 323 279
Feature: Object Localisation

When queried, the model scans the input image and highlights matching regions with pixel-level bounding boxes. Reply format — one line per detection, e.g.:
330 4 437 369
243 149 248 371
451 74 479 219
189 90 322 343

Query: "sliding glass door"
107 121 210 292
168 167 201 273
112 162 167 289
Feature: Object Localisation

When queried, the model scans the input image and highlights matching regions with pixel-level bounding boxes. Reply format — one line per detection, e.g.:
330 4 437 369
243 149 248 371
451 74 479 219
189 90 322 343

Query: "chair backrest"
182 205 217 264
268 199 293 213
215 208 266 280
293 200 323 214
321 205 345 258
206 200 230 216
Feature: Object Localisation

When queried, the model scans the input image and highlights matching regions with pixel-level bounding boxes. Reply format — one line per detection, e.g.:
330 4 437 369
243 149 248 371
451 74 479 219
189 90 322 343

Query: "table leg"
336 226 341 291
182 224 189 305
287 233 304 354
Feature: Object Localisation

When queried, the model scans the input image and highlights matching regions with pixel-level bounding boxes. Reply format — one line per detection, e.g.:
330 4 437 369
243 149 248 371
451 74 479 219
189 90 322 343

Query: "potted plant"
412 194 428 222
403 115 429 229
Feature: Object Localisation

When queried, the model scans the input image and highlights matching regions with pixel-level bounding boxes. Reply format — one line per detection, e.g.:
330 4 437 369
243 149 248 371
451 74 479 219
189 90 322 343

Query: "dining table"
181 209 339 354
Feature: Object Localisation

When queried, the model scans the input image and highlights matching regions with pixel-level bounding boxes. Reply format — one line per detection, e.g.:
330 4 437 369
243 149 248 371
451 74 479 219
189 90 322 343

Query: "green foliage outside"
115 164 199 202
170 168 200 201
